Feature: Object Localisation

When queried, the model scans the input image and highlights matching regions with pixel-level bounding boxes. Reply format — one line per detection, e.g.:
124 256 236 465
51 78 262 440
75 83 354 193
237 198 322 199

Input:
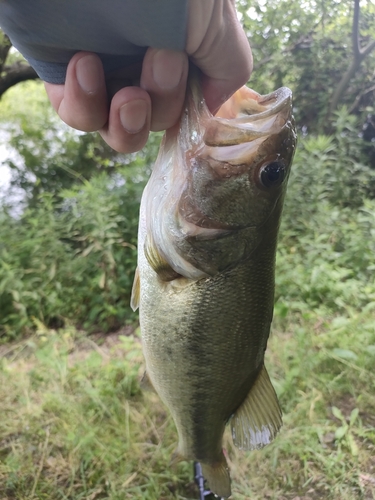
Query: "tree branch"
352 0 361 59
0 33 12 73
0 62 39 98
349 83 375 113
361 39 375 58
252 32 315 72
327 0 375 122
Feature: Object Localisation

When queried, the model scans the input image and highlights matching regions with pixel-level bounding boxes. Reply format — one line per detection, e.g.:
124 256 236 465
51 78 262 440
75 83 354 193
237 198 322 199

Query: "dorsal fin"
144 234 181 281
230 364 282 450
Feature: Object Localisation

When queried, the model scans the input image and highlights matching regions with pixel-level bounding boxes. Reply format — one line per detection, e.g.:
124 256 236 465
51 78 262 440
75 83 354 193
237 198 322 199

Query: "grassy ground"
1 307 374 500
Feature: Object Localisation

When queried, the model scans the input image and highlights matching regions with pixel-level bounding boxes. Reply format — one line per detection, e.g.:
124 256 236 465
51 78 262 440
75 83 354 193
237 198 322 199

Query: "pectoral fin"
130 267 140 312
230 364 282 451
130 267 141 312
144 234 181 281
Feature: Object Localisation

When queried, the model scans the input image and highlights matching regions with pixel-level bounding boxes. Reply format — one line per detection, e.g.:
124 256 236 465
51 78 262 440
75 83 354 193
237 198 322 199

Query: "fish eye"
259 160 286 188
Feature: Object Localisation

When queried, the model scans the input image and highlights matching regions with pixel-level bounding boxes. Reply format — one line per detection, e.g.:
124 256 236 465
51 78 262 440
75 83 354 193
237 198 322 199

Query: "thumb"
186 0 253 114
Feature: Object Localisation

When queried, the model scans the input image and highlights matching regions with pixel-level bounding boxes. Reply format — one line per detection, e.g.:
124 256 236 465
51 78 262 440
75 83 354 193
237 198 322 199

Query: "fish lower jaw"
179 216 233 236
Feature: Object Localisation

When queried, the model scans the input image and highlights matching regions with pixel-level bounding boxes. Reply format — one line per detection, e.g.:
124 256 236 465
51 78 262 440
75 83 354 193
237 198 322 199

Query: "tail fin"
201 451 231 498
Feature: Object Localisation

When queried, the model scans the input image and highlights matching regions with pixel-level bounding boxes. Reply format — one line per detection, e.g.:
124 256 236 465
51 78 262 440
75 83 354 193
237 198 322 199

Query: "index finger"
44 52 109 132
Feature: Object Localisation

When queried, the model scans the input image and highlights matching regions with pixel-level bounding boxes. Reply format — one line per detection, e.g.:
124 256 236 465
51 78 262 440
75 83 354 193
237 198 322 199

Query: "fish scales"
141 251 275 438
131 72 297 498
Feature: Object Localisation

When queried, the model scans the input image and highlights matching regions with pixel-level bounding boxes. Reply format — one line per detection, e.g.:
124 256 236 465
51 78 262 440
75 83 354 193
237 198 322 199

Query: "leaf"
99 272 106 290
49 262 56 280
349 408 359 426
332 406 345 421
346 433 359 457
331 348 358 360
331 316 349 329
335 425 348 440
274 301 289 318
82 244 96 257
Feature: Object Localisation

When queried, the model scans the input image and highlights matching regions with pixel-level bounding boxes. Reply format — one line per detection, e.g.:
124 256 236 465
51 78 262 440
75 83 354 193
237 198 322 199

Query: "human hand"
44 0 252 153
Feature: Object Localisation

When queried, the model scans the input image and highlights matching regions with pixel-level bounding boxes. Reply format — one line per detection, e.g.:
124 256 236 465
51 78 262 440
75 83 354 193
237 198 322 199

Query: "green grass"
1 307 374 500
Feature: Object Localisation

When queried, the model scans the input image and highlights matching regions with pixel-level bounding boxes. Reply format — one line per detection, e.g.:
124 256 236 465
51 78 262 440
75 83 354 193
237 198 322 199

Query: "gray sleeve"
0 0 188 83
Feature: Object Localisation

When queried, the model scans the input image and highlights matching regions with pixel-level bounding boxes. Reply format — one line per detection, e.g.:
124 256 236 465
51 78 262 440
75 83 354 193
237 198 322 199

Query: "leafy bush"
0 164 150 341
1 106 375 341
276 109 375 314
276 201 375 313
286 108 375 216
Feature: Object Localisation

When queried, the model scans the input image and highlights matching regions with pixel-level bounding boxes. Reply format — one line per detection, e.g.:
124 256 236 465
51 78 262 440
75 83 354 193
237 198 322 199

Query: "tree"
328 0 375 120
0 79 113 206
237 0 375 132
0 30 38 98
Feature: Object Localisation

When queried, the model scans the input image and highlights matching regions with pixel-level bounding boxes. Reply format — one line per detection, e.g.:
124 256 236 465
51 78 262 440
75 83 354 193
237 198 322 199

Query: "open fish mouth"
214 86 292 122
203 86 293 155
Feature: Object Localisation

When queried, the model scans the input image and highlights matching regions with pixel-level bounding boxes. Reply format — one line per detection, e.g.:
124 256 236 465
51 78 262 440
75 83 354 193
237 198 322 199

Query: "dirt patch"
1 326 138 373
331 394 357 420
330 393 375 429
67 325 137 365
90 324 135 345
361 411 375 429
0 325 136 357
287 483 333 500
360 471 375 500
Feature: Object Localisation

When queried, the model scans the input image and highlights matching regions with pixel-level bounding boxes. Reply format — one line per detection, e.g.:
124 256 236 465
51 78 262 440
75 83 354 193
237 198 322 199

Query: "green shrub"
276 200 375 313
276 109 375 314
1 108 375 341
0 165 148 341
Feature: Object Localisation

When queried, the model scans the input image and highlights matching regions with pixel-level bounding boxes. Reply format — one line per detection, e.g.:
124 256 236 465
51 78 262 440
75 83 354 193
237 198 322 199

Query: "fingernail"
152 49 185 90
120 100 148 134
76 55 102 94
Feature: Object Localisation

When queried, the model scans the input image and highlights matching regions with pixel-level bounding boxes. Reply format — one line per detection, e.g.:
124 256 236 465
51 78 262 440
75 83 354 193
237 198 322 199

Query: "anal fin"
230 364 282 451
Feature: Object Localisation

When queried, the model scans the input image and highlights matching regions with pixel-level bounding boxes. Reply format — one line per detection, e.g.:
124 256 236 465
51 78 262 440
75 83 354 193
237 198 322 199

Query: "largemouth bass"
131 75 296 498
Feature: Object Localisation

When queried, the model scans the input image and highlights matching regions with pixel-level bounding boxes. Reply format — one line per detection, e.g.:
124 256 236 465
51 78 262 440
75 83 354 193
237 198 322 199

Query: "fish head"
180 85 296 232
142 80 297 279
